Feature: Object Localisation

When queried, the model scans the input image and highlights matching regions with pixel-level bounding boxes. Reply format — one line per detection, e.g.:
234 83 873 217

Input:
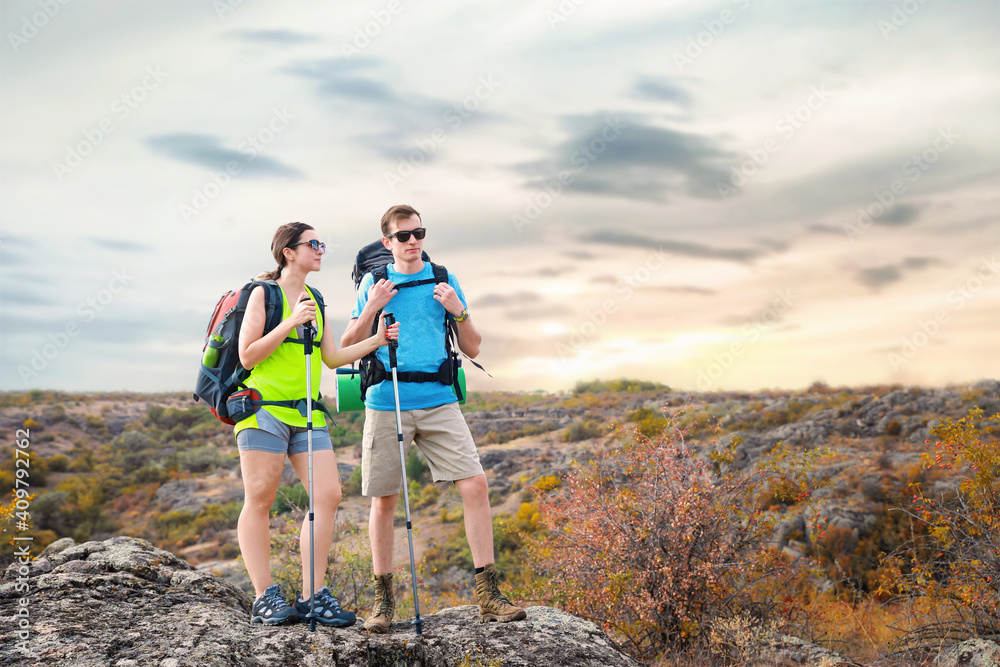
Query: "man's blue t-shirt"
352 262 468 412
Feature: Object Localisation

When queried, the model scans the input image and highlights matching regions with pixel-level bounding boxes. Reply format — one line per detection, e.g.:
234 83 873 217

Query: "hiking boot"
295 586 357 627
251 584 299 625
475 563 526 623
364 573 395 633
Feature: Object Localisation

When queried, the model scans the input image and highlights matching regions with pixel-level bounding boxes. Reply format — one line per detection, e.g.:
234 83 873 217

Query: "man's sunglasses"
384 228 426 242
289 239 326 253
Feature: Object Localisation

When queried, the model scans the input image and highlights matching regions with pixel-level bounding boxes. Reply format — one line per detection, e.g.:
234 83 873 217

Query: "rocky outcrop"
932 638 1000 667
0 537 640 667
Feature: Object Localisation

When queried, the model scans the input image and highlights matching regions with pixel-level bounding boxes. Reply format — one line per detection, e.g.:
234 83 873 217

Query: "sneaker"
475 563 526 623
251 584 299 625
295 586 357 627
363 573 395 633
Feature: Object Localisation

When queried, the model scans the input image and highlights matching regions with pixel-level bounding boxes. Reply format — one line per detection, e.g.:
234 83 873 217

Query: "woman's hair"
256 222 314 281
380 204 421 236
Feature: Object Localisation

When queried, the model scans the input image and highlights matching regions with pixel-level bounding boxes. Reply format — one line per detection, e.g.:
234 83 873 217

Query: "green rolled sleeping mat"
336 367 466 411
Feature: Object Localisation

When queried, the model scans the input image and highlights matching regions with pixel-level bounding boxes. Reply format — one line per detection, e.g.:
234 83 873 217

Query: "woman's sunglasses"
289 239 326 254
384 227 426 242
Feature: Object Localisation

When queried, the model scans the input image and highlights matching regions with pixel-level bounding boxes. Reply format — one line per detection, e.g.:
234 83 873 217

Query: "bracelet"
454 308 469 323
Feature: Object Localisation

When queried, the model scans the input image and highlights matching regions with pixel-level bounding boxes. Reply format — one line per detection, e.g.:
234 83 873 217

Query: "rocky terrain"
3 537 997 667
0 536 642 667
2 380 999 665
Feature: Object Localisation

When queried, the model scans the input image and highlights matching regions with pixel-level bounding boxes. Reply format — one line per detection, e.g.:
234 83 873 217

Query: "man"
341 204 525 632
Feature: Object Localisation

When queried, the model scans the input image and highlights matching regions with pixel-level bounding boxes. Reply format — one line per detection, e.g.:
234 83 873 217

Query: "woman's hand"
290 292 318 327
375 315 400 347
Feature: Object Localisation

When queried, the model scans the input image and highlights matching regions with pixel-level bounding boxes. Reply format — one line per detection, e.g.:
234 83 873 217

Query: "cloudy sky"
1 0 997 397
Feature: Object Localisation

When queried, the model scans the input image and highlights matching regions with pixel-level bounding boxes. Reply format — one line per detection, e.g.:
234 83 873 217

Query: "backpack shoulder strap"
371 265 388 285
306 283 326 329
256 279 284 336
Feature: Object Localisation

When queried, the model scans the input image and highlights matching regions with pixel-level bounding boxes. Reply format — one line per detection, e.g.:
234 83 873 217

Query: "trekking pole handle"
301 296 314 355
383 312 397 367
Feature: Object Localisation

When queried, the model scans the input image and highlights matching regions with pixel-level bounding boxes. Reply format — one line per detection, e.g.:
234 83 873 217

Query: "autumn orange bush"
878 408 1000 646
526 412 821 661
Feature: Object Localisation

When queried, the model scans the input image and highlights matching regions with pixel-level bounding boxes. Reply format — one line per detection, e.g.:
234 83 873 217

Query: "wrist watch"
454 308 469 322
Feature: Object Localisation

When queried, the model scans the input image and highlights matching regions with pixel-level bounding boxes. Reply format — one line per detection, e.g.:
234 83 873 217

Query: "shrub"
177 444 229 473
342 468 363 496
46 454 70 472
526 413 817 661
562 420 604 442
878 408 1000 645
406 448 429 486
265 512 373 611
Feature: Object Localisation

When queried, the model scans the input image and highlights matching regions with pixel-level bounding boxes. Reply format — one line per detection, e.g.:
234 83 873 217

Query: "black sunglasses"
385 227 426 242
289 239 326 253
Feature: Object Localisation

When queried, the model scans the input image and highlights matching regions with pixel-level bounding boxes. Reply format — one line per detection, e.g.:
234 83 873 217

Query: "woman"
236 221 398 626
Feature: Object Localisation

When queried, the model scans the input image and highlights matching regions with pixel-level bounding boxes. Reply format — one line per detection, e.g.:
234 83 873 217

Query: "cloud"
587 230 765 263
226 29 320 44
876 204 921 227
631 76 693 108
473 291 542 308
282 58 494 160
806 224 842 235
901 256 940 270
655 285 716 296
857 265 902 290
517 115 735 202
87 237 153 253
145 134 303 178
505 305 574 320
855 256 940 290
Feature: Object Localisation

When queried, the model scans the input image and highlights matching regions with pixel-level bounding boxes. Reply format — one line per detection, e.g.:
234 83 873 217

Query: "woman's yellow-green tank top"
234 284 326 435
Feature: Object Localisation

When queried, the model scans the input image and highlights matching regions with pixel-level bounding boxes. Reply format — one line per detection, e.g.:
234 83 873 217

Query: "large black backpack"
193 280 331 424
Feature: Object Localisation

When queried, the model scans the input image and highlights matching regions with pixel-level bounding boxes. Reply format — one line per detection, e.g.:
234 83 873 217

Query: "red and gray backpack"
193 279 330 424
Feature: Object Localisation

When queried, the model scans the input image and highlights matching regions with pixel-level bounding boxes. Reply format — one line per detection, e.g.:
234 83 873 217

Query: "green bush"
562 420 604 442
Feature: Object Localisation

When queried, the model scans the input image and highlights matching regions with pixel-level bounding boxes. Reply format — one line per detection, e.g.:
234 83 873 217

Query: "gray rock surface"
932 638 1000 667
0 536 640 667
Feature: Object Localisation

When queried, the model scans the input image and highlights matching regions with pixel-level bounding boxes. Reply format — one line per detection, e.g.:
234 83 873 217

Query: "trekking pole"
383 312 423 635
302 304 318 633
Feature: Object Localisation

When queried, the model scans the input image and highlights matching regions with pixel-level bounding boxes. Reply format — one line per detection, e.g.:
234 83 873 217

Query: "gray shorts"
361 402 483 497
236 408 332 456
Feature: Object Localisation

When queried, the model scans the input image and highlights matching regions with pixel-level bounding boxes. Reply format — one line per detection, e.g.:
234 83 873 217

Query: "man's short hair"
380 204 421 236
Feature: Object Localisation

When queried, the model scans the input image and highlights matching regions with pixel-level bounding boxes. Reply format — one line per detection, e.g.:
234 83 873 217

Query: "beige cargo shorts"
361 402 483 498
